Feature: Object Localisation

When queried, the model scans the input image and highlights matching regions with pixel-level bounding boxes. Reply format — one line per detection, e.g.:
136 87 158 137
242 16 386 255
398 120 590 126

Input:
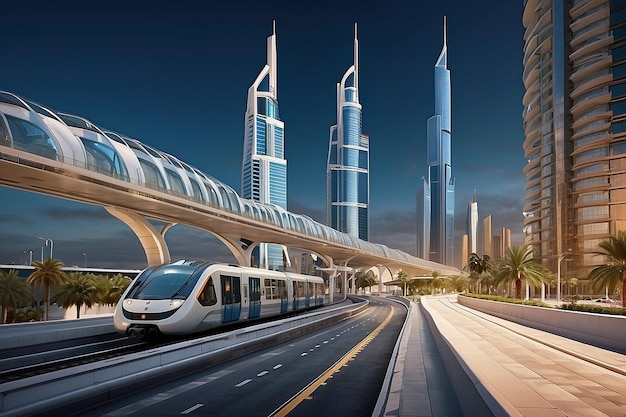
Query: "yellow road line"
268 306 395 417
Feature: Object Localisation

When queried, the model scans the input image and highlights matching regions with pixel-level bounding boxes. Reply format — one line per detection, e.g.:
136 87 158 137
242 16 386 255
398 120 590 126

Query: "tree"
465 253 492 294
448 275 467 293
94 273 132 305
493 246 547 300
587 231 626 307
0 270 33 323
53 272 98 319
27 258 65 321
397 270 410 296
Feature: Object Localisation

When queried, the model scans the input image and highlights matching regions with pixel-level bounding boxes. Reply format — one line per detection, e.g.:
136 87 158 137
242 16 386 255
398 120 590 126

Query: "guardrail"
0 300 369 417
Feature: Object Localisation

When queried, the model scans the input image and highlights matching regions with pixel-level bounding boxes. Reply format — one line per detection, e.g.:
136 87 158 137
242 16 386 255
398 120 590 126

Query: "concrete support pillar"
105 206 170 266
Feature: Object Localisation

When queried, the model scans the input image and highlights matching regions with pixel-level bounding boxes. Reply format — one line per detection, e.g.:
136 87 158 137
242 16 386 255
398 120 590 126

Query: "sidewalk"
421 295 626 417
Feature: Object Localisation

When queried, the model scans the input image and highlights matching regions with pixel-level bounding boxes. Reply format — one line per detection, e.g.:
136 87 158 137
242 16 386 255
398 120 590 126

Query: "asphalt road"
71 297 406 417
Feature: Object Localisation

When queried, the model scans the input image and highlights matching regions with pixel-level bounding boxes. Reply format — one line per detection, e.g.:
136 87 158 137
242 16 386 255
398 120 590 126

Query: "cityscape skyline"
0 1 525 269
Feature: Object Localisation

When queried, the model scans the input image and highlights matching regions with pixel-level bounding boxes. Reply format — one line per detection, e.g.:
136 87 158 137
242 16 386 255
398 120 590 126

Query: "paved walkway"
387 295 626 417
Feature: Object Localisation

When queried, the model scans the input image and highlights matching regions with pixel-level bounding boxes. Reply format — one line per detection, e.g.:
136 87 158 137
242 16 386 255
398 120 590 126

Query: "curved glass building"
242 23 288 270
327 24 370 241
522 0 626 277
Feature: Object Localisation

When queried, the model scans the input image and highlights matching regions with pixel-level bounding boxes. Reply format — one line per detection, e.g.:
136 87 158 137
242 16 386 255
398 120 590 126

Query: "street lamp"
83 253 87 268
37 237 54 260
557 252 572 303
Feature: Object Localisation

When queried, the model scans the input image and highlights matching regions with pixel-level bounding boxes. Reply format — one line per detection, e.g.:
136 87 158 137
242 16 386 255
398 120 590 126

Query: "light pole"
83 253 87 268
557 252 572 303
28 250 33 265
38 237 54 260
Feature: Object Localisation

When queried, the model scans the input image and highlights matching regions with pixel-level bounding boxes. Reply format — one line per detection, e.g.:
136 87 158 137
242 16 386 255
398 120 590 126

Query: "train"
113 260 327 339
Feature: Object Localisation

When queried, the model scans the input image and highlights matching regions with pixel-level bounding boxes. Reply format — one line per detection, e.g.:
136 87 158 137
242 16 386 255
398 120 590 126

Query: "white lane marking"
301 352 308 356
181 404 203 414
257 371 269 377
323 340 329 344
273 364 282 369
236 379 252 387
103 370 233 416
315 344 320 348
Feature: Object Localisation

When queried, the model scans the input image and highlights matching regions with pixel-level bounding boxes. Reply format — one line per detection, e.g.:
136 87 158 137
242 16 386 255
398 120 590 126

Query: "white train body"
113 260 326 338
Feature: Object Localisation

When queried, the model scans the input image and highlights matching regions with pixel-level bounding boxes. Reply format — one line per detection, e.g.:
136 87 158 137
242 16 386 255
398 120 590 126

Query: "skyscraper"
467 191 478 256
327 24 370 241
242 22 287 270
418 17 454 265
522 1 626 276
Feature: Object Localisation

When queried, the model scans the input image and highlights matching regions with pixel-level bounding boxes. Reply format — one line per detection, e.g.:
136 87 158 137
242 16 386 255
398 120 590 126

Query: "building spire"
443 15 447 48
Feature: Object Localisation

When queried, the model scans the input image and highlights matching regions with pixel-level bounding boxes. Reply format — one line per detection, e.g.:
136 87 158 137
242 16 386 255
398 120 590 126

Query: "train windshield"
126 262 207 300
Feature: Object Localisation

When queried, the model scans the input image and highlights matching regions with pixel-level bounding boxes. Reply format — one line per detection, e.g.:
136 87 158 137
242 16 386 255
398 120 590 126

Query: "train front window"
127 265 203 300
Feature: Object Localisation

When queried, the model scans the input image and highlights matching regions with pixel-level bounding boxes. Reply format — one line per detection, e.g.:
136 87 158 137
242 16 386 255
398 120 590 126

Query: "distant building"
242 23 288 270
416 177 431 258
483 215 492 258
522 0 626 276
467 191 479 255
418 17 455 265
327 24 369 241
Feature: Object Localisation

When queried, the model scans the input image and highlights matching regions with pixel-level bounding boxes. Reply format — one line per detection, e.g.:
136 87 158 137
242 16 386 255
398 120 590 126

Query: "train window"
264 278 279 300
197 277 217 306
278 280 287 299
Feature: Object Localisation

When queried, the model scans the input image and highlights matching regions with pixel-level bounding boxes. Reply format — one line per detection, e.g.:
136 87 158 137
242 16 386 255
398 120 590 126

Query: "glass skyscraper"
522 0 626 279
327 24 370 241
418 17 455 265
242 23 287 270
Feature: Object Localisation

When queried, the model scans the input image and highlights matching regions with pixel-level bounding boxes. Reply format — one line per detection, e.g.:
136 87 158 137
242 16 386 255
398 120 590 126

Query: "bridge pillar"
105 207 170 266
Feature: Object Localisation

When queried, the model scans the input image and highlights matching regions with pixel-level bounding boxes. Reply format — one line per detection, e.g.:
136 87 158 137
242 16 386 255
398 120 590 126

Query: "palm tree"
53 272 98 319
0 270 33 323
27 258 65 321
94 273 132 305
448 275 467 293
465 253 492 294
493 246 547 300
397 270 410 296
587 231 626 307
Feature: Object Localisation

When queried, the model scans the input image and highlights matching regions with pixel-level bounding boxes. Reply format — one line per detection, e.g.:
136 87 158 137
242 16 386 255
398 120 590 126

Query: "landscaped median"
458 294 626 353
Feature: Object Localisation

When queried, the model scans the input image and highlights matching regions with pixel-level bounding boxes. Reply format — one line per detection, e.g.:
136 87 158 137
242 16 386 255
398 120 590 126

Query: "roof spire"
273 19 276 35
443 15 447 47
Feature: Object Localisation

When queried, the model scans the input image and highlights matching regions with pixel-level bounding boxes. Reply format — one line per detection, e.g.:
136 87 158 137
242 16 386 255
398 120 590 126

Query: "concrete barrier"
458 295 626 354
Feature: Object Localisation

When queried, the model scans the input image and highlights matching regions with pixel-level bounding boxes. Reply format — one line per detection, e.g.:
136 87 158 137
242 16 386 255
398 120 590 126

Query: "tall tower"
467 191 479 256
522 1 626 277
242 22 287 270
327 23 370 240
420 16 454 264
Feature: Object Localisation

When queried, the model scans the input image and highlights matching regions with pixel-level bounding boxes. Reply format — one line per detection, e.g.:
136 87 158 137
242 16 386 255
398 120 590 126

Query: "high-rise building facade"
418 17 455 265
467 191 479 256
327 24 370 241
242 23 287 270
522 1 626 276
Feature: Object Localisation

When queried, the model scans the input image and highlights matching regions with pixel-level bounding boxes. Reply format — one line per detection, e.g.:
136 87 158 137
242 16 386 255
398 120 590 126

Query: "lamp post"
83 253 87 268
557 252 572 303
37 237 54 260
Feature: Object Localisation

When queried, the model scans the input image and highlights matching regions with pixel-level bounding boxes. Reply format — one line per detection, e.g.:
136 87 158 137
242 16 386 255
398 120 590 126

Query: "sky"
0 0 526 270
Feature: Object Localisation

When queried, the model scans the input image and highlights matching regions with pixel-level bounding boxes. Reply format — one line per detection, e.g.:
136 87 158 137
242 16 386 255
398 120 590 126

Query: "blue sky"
0 1 526 269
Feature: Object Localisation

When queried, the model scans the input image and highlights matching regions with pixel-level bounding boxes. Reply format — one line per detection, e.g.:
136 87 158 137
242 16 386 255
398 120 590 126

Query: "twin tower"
242 19 453 270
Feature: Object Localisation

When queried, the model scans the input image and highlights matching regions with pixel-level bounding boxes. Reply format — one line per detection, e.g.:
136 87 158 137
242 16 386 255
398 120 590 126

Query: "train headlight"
170 299 184 308
125 300 132 306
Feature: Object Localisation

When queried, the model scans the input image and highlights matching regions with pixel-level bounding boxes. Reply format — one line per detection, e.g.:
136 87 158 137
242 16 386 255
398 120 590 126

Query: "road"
70 297 406 417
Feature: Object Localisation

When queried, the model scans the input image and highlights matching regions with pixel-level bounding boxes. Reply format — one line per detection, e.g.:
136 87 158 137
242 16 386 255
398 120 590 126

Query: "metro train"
113 260 326 339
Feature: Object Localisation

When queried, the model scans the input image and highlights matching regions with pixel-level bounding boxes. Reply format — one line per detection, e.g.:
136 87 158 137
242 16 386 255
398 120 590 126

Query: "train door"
248 277 261 318
221 275 241 323
279 279 288 313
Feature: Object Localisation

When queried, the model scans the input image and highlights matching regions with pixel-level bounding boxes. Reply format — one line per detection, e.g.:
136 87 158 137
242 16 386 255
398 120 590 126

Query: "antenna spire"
443 16 447 47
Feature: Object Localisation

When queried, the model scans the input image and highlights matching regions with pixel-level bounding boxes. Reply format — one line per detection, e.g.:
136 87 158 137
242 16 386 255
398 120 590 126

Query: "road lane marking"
181 404 203 414
258 371 269 377
273 364 282 369
268 306 395 417
236 379 252 387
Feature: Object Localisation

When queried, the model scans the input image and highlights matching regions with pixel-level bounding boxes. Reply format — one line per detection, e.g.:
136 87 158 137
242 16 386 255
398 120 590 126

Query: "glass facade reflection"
241 24 287 270
327 24 370 241
418 17 455 265
523 0 626 276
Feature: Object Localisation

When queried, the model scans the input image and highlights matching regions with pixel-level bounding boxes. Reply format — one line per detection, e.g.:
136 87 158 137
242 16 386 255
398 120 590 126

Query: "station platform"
381 295 626 417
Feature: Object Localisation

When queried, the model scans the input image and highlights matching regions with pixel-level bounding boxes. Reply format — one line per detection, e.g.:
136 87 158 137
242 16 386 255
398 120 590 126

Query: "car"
594 297 617 304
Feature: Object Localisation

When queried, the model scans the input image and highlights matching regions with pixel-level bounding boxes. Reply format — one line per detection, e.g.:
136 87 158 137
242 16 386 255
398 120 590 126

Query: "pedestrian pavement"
382 294 626 417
